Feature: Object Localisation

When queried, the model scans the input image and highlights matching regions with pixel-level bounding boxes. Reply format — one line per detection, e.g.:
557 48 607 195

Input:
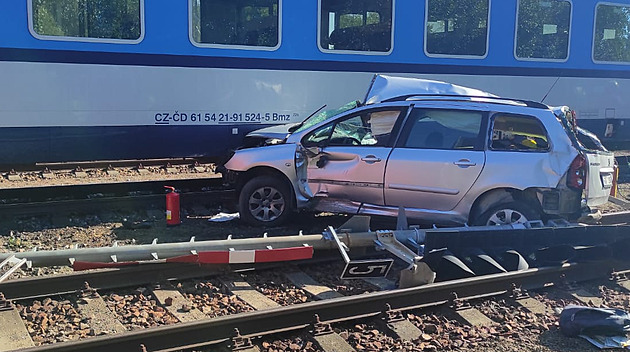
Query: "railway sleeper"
509 285 551 315
0 301 33 351
446 292 495 327
611 271 630 292
311 314 356 352
219 273 280 311
378 304 424 342
150 283 207 322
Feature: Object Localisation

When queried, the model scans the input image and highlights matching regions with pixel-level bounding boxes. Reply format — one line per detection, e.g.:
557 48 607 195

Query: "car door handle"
361 155 382 163
453 159 476 167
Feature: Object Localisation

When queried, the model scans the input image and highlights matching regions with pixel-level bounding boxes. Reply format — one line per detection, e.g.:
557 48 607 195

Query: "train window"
425 0 489 57
190 0 280 49
593 3 630 63
319 0 393 54
515 0 571 61
29 0 143 43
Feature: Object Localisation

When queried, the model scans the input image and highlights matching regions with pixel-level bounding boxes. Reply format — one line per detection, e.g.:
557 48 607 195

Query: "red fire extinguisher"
164 186 181 226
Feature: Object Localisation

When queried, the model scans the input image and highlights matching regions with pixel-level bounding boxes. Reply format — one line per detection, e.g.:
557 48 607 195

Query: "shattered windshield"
293 100 359 133
552 106 607 152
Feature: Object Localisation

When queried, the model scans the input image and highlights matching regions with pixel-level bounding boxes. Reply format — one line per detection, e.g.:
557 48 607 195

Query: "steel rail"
0 190 235 219
0 254 341 300
0 178 234 220
15 260 624 352
0 178 223 204
0 263 219 300
3 158 215 173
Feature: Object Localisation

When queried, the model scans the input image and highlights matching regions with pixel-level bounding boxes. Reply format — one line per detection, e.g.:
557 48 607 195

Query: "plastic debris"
578 335 630 349
560 305 630 349
207 212 240 222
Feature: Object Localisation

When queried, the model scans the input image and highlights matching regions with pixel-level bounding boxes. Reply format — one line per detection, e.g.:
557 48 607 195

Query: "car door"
298 107 406 205
384 107 486 211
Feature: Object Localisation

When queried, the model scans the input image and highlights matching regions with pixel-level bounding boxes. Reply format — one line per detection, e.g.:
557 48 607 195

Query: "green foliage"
4 237 26 251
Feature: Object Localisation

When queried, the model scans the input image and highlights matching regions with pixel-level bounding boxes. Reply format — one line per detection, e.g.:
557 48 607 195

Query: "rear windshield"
576 127 608 152
552 106 608 152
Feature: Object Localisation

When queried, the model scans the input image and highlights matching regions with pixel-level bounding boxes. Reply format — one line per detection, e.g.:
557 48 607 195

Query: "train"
1 0 629 167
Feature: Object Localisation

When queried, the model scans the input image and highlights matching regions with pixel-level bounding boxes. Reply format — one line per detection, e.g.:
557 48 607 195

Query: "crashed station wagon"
222 75 615 227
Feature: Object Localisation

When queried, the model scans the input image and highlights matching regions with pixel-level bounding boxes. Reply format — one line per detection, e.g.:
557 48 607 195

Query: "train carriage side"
0 0 629 167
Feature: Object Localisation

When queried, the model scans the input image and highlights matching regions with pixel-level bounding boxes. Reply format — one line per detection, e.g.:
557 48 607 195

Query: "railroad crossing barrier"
1 216 629 288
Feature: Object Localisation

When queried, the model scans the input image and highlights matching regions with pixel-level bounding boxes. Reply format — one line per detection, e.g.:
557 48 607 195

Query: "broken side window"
491 114 550 151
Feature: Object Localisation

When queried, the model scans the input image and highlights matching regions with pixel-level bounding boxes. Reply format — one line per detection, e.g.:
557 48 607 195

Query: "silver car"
222 75 615 227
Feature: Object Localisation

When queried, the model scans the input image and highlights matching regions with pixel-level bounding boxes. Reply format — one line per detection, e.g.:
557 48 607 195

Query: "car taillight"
567 154 587 190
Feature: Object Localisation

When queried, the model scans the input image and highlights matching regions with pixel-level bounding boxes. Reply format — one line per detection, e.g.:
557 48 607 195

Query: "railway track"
0 178 234 222
0 177 627 227
0 218 627 351
1 256 628 352
1 158 214 174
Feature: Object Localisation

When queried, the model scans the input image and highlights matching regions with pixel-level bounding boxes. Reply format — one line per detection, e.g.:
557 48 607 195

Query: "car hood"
245 123 295 140
246 74 497 140
363 74 497 105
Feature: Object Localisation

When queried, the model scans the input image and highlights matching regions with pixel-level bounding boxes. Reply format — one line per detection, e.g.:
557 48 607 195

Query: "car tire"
239 176 292 226
473 201 540 226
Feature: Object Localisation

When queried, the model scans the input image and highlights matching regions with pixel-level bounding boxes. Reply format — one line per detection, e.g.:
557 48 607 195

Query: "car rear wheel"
473 201 540 226
239 176 292 226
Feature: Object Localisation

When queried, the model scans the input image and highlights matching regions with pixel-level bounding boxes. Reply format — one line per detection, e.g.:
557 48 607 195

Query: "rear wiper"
288 104 327 133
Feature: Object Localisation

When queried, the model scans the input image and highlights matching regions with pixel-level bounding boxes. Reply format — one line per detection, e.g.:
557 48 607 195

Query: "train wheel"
473 201 540 226
239 176 291 226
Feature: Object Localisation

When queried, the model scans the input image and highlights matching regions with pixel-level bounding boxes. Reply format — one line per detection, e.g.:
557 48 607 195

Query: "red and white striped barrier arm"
72 246 314 271
167 246 314 264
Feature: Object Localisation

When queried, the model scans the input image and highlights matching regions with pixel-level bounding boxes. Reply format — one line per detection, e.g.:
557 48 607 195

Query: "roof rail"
383 94 549 109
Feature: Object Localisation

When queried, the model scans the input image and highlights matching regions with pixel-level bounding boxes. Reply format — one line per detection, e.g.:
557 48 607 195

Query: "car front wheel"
473 201 540 226
239 176 292 226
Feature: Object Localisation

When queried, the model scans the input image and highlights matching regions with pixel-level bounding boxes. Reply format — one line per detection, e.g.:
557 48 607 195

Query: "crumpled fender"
224 144 297 172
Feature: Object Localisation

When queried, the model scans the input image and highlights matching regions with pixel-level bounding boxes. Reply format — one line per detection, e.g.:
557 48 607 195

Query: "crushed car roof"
363 74 497 105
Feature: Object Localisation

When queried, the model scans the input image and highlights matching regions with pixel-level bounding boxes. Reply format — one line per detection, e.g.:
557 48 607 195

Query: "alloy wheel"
247 186 286 222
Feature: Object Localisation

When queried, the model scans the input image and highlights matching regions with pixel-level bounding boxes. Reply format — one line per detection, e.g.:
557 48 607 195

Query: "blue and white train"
1 0 629 166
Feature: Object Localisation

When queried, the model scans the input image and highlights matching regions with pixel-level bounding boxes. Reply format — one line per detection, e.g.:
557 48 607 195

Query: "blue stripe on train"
2 47 630 79
0 125 265 165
